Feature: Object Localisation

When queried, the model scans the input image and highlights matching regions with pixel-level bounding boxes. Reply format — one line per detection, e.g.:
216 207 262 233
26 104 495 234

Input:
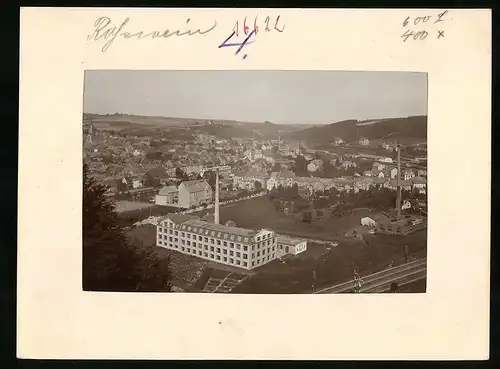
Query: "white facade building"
361 217 376 227
276 235 307 256
156 214 279 270
155 185 179 206
178 180 212 209
379 157 394 163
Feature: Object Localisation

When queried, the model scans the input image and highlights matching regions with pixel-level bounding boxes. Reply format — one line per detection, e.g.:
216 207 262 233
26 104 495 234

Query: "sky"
83 70 427 125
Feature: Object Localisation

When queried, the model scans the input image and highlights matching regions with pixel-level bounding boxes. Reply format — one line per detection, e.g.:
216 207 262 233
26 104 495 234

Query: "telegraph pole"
353 269 362 293
312 270 317 292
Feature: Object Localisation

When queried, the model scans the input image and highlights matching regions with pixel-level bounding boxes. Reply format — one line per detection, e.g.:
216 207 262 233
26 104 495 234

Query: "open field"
231 230 427 294
194 196 391 241
114 200 156 213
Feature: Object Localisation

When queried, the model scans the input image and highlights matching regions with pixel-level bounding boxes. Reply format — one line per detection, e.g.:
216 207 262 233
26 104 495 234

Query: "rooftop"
158 185 178 195
277 235 305 246
163 213 201 224
180 179 211 193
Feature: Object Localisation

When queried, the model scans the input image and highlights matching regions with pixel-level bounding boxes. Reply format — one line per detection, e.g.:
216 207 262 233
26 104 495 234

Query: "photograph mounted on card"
82 70 428 295
18 8 491 360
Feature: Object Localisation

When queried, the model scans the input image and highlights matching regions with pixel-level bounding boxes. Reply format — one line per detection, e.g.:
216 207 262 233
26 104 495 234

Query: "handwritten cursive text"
87 17 218 52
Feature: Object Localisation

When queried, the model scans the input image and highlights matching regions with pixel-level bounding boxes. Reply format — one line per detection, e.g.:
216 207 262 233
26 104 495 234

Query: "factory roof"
162 213 200 224
180 220 263 244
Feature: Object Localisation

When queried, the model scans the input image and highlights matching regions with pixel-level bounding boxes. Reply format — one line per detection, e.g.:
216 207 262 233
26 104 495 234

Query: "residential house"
341 160 357 170
267 171 296 190
295 177 325 194
412 176 427 194
379 157 394 164
386 179 413 191
418 169 427 177
382 142 395 151
372 177 389 188
155 185 179 206
307 159 323 172
403 169 416 181
334 137 344 145
359 137 370 146
401 200 412 210
372 162 386 171
361 217 376 227
178 180 213 209
181 165 203 176
390 167 398 179
356 176 373 191
131 177 143 189
233 169 268 191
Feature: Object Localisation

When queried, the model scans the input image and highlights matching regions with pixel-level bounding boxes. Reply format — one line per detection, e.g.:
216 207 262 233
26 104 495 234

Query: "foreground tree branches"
83 164 172 292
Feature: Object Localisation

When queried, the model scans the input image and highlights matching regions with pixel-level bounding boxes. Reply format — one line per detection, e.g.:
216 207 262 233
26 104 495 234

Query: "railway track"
314 257 427 294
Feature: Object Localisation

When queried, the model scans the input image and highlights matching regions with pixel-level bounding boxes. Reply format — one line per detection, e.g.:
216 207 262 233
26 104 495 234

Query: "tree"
271 163 281 172
302 211 312 224
389 282 399 293
175 168 190 181
254 180 263 192
146 151 163 161
83 164 172 292
293 155 309 177
144 173 160 187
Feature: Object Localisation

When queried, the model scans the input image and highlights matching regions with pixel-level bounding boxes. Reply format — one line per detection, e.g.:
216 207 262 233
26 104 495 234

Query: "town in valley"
83 71 428 294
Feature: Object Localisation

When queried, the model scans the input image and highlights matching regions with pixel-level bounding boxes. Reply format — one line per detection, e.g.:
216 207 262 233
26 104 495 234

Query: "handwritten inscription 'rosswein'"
87 17 218 52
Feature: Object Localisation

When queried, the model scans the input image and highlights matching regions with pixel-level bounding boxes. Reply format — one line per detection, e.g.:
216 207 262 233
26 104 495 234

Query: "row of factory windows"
158 230 275 250
157 240 276 267
157 235 276 259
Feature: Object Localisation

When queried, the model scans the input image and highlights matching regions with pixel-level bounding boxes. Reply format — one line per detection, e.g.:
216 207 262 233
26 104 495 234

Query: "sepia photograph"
83 70 428 294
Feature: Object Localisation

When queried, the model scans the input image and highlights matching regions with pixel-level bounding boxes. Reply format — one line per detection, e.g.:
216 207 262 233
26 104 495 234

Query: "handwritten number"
413 16 431 25
218 30 255 56
244 16 250 35
265 16 271 32
232 21 239 37
401 29 428 42
274 15 285 32
402 17 410 27
401 29 412 42
254 14 259 35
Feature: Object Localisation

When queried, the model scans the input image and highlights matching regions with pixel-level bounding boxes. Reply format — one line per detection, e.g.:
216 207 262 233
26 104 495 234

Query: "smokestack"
214 170 220 224
396 141 402 219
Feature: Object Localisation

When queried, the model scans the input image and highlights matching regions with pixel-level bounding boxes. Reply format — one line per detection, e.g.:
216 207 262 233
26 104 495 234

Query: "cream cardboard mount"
18 8 491 360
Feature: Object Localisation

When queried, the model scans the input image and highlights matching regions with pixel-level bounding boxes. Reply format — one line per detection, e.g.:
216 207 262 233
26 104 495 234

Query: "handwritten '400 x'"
219 15 285 59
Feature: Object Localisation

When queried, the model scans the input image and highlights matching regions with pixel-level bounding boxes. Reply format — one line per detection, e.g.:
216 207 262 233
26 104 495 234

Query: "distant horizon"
83 111 428 126
83 71 428 125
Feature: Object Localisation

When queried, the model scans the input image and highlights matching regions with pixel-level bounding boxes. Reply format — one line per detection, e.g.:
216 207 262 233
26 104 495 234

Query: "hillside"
285 116 427 144
83 113 311 139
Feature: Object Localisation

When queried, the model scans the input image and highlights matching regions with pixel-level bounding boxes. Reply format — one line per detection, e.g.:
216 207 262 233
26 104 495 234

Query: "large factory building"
157 214 283 270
